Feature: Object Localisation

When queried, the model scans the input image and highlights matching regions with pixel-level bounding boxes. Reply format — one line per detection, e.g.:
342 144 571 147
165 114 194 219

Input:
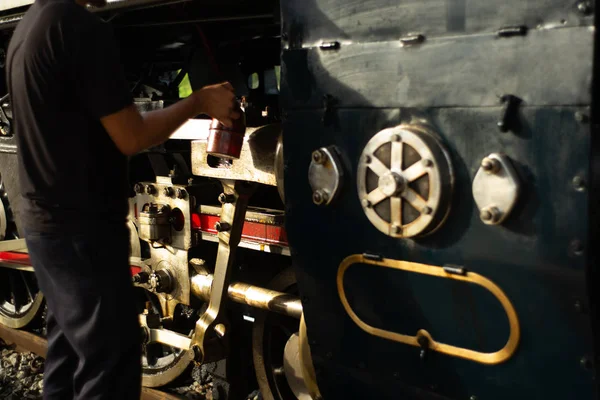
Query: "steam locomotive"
0 0 598 399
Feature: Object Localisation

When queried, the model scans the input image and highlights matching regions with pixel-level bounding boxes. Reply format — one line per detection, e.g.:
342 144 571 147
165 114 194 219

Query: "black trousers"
25 223 141 400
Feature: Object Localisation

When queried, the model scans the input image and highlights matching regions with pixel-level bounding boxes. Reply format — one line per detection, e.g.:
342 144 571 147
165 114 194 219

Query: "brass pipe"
191 273 303 319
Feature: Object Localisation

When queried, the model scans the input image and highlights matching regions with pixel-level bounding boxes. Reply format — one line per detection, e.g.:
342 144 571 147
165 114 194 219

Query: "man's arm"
100 81 240 156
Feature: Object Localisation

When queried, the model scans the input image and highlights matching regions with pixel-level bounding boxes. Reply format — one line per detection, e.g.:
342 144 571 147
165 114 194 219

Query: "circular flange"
357 124 453 238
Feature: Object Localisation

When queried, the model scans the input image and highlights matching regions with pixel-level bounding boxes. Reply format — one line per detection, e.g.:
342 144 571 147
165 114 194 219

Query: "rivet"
219 193 235 204
578 1 593 16
364 155 372 164
215 221 231 232
362 199 372 208
575 111 589 123
469 396 478 400
145 184 155 195
313 190 326 205
422 206 432 215
176 188 187 199
481 157 500 174
391 224 401 234
163 187 174 197
392 134 401 142
480 210 493 222
422 159 433 167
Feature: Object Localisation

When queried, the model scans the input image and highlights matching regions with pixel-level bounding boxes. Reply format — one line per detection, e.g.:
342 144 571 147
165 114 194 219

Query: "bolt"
312 149 326 165
145 185 155 195
215 221 231 232
176 188 187 199
570 239 584 256
422 159 433 167
422 206 432 215
134 183 144 194
163 187 174 197
575 111 589 123
364 155 372 164
218 193 235 204
391 225 401 234
480 207 501 224
481 157 500 174
572 176 586 191
312 190 326 205
578 1 593 15
361 199 372 208
392 134 401 142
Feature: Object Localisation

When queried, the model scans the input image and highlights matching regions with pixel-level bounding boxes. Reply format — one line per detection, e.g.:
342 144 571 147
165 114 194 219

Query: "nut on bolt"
218 193 235 204
145 184 155 195
312 149 327 165
312 190 329 205
215 221 231 232
480 206 501 224
163 187 174 197
481 157 501 174
176 188 187 199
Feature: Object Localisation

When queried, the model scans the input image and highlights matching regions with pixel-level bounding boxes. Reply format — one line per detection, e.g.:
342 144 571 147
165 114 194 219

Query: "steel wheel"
0 268 44 329
138 288 196 388
253 267 313 400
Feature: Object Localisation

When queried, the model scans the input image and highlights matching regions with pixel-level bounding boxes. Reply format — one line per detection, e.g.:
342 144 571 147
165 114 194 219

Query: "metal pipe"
191 273 303 320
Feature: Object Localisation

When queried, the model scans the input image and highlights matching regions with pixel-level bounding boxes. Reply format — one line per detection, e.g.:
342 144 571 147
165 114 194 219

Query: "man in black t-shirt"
6 0 240 398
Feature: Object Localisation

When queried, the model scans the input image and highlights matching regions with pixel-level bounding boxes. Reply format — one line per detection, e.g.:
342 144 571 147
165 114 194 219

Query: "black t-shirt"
6 0 133 233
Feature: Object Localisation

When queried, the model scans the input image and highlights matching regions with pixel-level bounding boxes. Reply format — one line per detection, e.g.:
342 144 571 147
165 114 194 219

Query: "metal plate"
281 0 593 46
281 27 593 109
282 106 593 400
191 124 281 186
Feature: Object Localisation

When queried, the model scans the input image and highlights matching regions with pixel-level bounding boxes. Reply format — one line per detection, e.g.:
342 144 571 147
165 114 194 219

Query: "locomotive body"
0 1 598 399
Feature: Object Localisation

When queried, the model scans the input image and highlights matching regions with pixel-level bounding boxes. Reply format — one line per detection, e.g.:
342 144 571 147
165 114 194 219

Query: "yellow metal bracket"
337 254 520 365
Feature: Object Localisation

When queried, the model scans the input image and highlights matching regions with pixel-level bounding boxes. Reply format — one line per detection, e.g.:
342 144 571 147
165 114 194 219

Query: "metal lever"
189 180 255 362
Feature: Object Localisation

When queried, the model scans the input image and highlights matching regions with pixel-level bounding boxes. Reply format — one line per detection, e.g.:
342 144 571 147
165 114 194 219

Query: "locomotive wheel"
0 268 44 329
138 289 196 388
253 267 317 400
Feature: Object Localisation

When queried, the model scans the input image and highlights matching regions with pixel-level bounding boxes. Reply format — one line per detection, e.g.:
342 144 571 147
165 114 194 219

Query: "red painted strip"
198 214 288 246
130 266 142 276
0 252 30 265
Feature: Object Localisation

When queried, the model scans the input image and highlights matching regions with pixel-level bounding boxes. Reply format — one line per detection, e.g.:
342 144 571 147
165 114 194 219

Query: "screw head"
312 149 326 165
361 199 372 208
176 188 187 199
422 159 433 167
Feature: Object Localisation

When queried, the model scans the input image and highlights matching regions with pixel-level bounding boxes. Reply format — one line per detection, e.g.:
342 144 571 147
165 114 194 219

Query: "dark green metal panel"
282 106 594 399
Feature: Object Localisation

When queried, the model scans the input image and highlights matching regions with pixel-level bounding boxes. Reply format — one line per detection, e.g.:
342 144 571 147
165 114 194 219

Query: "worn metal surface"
281 28 593 109
191 272 303 319
472 153 521 225
281 103 593 399
190 180 254 363
191 124 281 186
308 146 344 206
281 0 593 46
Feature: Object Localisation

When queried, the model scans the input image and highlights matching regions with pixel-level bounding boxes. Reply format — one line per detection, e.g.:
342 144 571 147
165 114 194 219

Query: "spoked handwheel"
253 267 320 400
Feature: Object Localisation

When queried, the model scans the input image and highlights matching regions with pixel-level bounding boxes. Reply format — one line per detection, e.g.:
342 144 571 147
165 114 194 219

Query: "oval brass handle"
337 254 520 365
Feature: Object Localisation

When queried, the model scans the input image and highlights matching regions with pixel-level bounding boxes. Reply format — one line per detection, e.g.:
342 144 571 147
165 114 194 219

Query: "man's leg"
25 225 141 400
41 308 78 399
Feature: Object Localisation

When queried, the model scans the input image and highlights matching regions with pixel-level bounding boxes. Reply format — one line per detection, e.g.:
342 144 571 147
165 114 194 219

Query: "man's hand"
101 81 241 156
193 82 241 128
